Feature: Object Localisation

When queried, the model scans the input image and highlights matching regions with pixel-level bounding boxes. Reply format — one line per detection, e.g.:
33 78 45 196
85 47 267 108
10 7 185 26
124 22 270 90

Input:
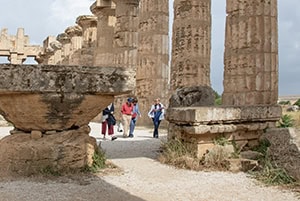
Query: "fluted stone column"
170 0 211 90
65 25 83 65
76 15 98 66
137 0 169 125
76 15 98 49
91 0 116 66
222 0 278 105
56 33 71 65
9 28 27 64
113 0 140 70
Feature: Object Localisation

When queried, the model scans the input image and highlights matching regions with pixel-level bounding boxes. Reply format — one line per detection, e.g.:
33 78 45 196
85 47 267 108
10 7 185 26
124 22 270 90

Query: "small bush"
293 98 300 107
278 114 294 128
249 139 295 185
213 135 229 146
83 149 107 173
278 100 290 105
158 139 202 170
215 97 222 105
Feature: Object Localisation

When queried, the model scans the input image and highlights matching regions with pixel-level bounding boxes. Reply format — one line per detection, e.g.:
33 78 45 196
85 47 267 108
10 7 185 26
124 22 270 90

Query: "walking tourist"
129 98 141 138
121 97 134 138
148 98 165 138
101 103 117 141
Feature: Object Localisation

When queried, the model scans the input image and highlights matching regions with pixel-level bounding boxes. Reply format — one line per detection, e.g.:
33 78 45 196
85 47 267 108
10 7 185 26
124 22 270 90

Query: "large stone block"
166 105 281 124
0 64 135 132
0 126 97 176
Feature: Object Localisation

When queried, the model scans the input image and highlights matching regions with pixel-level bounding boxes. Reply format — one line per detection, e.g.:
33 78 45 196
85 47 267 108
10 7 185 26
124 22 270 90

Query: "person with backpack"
148 98 165 138
101 103 117 141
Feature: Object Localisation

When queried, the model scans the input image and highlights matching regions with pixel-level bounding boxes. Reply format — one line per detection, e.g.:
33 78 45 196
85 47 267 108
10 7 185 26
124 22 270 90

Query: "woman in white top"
148 98 165 138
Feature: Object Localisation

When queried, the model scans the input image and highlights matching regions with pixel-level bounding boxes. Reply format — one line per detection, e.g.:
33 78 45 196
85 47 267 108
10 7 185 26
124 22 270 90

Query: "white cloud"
49 0 93 23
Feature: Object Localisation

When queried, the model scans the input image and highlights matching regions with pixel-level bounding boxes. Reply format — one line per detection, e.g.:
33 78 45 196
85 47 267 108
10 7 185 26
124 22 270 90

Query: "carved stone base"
166 105 282 158
0 125 97 177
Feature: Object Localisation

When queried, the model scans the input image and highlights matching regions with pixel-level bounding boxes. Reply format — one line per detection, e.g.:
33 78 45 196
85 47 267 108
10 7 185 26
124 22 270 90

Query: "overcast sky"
0 0 299 96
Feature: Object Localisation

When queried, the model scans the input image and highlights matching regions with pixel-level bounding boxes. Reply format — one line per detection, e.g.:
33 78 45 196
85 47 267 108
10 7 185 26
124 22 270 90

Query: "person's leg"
129 118 136 137
101 121 107 139
122 114 131 138
108 124 117 141
155 120 161 138
152 118 157 138
108 124 114 135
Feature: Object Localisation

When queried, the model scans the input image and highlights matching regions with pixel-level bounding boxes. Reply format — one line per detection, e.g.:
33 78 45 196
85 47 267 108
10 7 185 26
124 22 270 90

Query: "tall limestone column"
222 0 278 105
76 15 98 66
113 0 140 70
137 0 169 125
90 0 116 66
170 0 211 90
65 25 83 65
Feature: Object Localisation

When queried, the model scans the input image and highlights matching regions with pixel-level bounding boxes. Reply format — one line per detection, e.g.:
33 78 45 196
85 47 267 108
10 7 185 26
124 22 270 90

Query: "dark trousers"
152 118 161 137
102 120 114 135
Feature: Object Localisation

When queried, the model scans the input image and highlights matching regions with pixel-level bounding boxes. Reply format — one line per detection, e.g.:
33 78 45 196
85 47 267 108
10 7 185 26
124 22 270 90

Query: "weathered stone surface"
166 105 281 124
0 64 135 131
262 128 300 181
223 0 278 105
0 28 43 64
136 0 169 126
170 0 211 90
0 126 97 176
168 86 215 107
31 130 42 139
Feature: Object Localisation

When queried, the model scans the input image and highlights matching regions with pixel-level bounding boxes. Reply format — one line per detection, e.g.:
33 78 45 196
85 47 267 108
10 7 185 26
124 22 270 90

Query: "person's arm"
148 105 154 118
136 104 141 116
121 104 125 114
103 107 110 115
110 103 115 113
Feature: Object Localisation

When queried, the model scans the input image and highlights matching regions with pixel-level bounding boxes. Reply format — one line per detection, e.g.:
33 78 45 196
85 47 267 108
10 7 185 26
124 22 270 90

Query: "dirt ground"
0 122 299 201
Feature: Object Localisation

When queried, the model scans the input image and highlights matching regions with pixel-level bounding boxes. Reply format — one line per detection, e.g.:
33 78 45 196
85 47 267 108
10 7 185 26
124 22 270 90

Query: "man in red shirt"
121 97 134 138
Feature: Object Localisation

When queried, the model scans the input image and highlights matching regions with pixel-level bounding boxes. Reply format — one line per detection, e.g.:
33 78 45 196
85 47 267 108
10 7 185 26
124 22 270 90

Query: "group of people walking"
101 97 165 140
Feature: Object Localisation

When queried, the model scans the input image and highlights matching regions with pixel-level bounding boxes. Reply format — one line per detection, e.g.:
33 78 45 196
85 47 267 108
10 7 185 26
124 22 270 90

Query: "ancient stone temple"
0 28 42 64
0 0 284 174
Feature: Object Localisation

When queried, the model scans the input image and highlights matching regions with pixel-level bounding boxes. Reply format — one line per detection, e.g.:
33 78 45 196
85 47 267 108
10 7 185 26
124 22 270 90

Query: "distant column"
222 0 278 105
65 25 83 65
90 0 116 66
113 0 140 70
76 15 98 49
76 15 98 66
170 0 211 90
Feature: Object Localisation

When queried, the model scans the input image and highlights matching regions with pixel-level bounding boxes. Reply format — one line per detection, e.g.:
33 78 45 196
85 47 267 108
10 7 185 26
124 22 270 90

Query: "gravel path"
0 122 299 201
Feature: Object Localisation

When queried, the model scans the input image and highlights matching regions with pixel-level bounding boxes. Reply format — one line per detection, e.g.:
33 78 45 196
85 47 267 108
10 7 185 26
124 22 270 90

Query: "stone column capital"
76 15 98 28
90 1 116 16
65 25 83 37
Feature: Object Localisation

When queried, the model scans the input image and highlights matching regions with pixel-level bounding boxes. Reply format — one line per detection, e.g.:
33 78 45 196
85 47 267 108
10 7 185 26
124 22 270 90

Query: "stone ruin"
0 0 299 179
0 64 135 176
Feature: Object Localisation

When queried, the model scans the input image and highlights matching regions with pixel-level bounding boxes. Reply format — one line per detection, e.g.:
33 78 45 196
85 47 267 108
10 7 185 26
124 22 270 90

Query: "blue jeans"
129 118 137 135
152 118 161 137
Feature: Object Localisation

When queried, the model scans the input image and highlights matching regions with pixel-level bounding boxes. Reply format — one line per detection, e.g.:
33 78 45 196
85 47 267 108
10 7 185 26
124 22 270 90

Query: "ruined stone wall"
0 28 42 64
170 0 211 91
222 0 278 106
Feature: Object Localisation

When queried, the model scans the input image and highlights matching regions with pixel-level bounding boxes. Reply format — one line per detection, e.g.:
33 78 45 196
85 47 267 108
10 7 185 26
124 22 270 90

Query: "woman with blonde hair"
148 98 165 138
